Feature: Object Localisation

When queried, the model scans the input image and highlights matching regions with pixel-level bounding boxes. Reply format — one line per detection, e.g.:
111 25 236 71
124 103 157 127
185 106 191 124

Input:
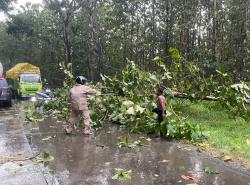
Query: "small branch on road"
0 152 41 164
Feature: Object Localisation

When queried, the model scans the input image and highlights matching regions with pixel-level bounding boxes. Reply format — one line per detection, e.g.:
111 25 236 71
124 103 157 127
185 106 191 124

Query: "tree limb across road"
171 91 250 104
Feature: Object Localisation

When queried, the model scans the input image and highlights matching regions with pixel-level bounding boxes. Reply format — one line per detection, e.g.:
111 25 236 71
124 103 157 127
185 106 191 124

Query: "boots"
82 125 92 135
64 124 76 134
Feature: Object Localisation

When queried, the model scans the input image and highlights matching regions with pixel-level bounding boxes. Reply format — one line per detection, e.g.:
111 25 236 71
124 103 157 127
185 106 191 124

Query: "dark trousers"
152 108 165 124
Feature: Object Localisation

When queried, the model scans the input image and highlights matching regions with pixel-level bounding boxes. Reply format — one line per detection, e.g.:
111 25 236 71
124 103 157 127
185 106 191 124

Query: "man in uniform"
65 76 96 135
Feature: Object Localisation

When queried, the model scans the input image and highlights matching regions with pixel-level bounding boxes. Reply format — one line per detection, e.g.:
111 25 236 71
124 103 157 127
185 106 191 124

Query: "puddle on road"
26 119 250 185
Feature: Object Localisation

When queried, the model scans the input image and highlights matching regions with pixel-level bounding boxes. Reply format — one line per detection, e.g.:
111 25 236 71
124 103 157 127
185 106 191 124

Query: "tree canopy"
0 0 16 12
0 0 249 84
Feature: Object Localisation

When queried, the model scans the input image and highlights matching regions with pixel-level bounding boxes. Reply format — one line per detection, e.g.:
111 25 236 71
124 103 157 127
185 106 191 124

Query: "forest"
0 0 249 85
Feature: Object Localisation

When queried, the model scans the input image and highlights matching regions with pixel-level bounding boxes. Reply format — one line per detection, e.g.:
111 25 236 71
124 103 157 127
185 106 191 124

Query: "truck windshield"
20 75 41 83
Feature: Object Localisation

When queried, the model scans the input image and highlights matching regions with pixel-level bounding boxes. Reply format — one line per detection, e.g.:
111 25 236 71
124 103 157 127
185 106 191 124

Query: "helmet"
76 76 87 85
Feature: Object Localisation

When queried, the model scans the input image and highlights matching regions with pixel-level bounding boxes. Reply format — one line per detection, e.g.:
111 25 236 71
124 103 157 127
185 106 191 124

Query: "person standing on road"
65 76 96 135
152 87 166 125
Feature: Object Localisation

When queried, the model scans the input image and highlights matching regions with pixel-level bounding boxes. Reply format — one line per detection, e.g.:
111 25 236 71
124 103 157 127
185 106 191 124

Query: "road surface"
1 103 250 185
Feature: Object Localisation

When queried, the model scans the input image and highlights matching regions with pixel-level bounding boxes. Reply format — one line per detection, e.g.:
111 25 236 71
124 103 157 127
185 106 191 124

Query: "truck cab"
18 73 42 97
6 63 42 98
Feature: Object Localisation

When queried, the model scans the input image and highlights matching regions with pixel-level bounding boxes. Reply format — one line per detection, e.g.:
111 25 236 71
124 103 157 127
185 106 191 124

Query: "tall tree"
1 0 250 84
44 0 82 64
0 0 16 13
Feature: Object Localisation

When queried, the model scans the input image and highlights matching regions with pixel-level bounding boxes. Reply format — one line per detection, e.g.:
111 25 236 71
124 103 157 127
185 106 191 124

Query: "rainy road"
1 103 250 185
0 103 47 185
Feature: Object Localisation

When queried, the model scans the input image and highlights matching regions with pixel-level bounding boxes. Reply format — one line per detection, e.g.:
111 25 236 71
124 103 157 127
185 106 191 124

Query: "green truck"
6 63 42 98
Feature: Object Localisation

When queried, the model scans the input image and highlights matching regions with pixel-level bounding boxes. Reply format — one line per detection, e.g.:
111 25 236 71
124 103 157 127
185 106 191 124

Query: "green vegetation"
36 152 54 163
41 59 207 141
173 99 250 161
112 168 132 181
21 102 44 122
117 137 142 149
0 0 249 174
204 167 220 174
0 0 250 85
0 0 16 12
35 54 249 144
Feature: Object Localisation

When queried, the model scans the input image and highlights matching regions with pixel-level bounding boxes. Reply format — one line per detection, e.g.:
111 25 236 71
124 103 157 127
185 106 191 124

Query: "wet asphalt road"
0 103 47 185
1 103 250 185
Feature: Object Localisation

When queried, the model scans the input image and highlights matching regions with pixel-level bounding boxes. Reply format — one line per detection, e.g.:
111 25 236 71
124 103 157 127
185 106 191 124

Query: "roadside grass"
172 99 250 162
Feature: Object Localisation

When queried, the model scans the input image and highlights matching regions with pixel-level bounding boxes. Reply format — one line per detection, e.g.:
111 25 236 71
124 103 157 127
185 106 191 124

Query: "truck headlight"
30 97 37 102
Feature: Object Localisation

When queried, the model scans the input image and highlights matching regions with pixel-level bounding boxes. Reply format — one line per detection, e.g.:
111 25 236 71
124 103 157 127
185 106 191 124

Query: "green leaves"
112 168 132 181
21 102 44 123
160 115 205 141
117 137 141 149
37 152 54 163
204 167 220 174
166 50 250 121
169 47 181 62
89 60 165 133
122 100 134 107
214 72 250 120
125 105 145 115
39 58 205 140
127 140 141 149
0 0 16 12
126 107 136 115
117 137 129 148
41 62 75 120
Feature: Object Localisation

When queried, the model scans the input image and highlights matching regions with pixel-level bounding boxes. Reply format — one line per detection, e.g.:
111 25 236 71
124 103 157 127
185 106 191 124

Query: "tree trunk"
164 0 173 67
63 21 71 64
212 0 218 61
240 0 248 45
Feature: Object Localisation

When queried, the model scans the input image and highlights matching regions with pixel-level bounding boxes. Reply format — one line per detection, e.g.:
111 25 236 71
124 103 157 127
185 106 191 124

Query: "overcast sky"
0 0 43 21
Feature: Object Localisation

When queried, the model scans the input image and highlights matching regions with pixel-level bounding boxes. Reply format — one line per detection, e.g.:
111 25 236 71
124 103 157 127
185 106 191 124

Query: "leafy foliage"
204 167 220 174
117 137 141 149
160 113 204 141
0 0 16 12
213 73 250 120
37 152 54 163
89 60 169 132
21 102 44 122
112 168 132 181
43 62 74 119
168 48 250 121
88 60 205 140
28 48 250 142
1 0 250 84
39 58 205 141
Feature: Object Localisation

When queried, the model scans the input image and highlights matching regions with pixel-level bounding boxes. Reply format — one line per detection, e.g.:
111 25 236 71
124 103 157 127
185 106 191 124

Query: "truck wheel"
6 100 12 107
12 92 16 99
13 91 18 99
17 92 22 100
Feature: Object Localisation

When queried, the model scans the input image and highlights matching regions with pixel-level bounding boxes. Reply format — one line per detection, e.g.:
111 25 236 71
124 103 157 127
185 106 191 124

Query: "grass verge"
172 99 250 167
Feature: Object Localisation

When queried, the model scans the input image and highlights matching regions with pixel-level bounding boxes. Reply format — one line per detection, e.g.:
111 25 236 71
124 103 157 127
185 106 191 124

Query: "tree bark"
63 20 71 64
212 0 218 61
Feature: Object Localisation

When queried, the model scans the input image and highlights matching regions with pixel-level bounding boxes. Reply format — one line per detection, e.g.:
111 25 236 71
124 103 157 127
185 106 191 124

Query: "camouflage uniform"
65 84 96 134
